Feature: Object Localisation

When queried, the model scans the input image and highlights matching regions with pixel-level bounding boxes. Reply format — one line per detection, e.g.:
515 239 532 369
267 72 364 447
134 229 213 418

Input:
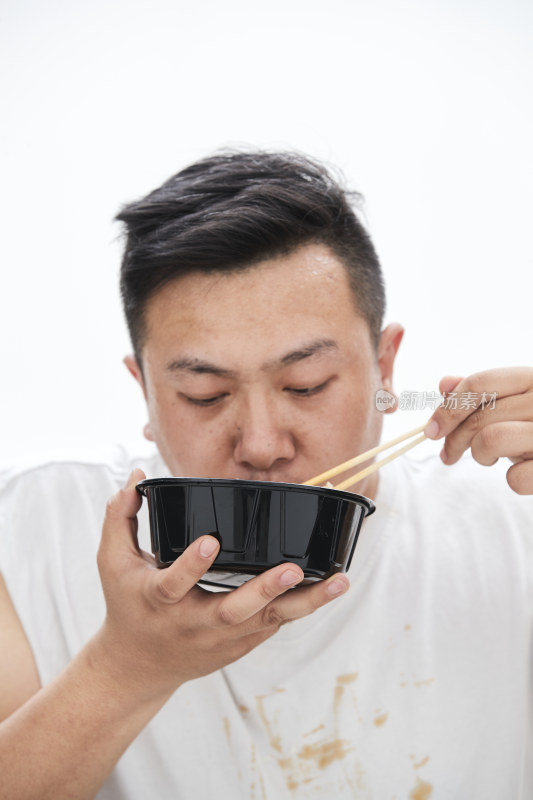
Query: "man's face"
126 244 402 499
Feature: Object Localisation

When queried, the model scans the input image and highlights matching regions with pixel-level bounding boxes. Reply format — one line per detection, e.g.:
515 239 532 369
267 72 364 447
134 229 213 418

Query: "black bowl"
137 478 375 589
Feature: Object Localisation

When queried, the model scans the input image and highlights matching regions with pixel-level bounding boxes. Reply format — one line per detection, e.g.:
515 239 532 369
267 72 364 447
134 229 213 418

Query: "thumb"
99 468 146 562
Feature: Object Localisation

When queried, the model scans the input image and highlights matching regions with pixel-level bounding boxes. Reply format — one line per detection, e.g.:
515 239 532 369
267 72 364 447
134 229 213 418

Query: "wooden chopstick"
333 432 426 492
303 423 427 486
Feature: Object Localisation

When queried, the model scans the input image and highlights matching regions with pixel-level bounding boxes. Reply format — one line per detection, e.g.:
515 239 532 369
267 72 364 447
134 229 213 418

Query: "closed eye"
284 380 330 397
182 393 229 407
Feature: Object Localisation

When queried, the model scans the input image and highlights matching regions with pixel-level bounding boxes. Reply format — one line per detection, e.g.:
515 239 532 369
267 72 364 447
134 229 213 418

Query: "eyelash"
184 380 330 407
185 393 229 407
285 380 330 397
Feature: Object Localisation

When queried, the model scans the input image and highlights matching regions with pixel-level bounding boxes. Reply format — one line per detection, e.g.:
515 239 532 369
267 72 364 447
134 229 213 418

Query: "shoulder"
0 441 166 510
392 452 533 553
396 450 533 513
399 450 523 497
0 441 167 576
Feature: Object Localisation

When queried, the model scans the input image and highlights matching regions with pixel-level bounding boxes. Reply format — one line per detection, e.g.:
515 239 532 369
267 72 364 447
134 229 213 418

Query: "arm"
0 469 349 800
424 366 533 495
0 574 41 719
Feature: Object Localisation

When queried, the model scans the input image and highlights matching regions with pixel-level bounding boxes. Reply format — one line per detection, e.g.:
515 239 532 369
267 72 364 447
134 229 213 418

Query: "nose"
233 393 296 477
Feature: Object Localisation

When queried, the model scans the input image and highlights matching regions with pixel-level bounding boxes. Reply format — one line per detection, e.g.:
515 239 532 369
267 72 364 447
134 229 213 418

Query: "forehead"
142 244 371 367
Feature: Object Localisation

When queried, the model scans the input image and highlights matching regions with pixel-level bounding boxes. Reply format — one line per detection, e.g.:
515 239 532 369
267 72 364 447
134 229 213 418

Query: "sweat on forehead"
138 247 372 375
164 339 339 378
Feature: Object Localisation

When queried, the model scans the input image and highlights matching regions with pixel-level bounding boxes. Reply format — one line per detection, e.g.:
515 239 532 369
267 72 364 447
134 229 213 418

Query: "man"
0 151 532 799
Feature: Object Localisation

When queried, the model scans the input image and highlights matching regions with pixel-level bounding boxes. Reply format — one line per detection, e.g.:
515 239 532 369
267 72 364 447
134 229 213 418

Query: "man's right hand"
0 471 349 799
94 468 350 703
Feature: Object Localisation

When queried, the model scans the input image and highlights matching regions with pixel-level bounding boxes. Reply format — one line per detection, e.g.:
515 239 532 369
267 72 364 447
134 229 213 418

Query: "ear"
377 323 404 403
123 354 148 401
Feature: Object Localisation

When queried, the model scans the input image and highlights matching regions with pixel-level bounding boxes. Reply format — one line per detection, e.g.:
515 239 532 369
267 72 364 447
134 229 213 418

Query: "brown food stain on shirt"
257 770 267 800
239 704 249 714
304 723 325 737
286 776 299 791
257 682 359 793
334 670 363 726
277 755 311 792
373 712 388 727
413 755 430 769
337 671 358 684
404 624 412 631
333 684 344 716
278 735 356 792
297 738 355 770
401 678 434 688
223 716 231 744
249 744 267 800
409 776 433 799
256 695 282 753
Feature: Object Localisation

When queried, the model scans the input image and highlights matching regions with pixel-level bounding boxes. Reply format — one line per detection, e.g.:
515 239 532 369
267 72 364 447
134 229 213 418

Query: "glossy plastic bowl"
136 478 375 588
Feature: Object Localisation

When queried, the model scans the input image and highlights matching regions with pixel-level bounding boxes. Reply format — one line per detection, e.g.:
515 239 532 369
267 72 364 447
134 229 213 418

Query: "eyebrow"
165 357 236 378
277 338 338 366
165 338 339 377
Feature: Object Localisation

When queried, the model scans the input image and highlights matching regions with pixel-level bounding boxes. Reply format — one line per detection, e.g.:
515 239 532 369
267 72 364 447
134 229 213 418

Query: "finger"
507 460 533 495
149 535 221 606
438 375 464 396
99 468 146 561
425 367 533 441
468 421 533 467
220 583 347 660
226 573 350 635
442 394 533 464
254 573 350 629
212 563 305 627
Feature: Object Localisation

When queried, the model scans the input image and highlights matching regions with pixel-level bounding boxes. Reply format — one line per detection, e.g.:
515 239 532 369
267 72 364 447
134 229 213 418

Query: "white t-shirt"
1 444 532 800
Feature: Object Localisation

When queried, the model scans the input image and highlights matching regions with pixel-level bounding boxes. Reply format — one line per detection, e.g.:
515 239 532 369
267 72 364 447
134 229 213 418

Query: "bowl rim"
136 476 376 516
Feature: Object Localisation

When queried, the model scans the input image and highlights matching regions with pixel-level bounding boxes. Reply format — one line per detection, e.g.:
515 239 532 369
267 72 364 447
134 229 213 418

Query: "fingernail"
199 537 219 557
327 578 347 596
280 569 301 587
424 420 440 439
440 447 448 464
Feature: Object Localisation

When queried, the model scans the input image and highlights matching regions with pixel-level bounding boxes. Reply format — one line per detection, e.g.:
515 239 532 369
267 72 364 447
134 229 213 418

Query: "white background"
1 0 532 466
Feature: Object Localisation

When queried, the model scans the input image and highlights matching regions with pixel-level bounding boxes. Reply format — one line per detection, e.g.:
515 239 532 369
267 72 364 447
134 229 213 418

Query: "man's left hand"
424 367 533 495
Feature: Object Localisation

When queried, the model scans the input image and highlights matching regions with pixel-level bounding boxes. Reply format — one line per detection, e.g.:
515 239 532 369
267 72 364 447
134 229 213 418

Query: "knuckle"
465 372 486 396
256 579 280 604
261 604 285 628
155 579 181 604
476 423 500 452
216 603 241 627
465 407 486 435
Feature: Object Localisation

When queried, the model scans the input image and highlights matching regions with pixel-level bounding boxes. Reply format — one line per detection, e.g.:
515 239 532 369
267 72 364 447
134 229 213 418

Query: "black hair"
116 150 386 362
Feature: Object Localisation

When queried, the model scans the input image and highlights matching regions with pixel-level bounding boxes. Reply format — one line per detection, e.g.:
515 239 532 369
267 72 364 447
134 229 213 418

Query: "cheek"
323 374 381 448
335 370 377 414
146 390 177 436
147 394 232 472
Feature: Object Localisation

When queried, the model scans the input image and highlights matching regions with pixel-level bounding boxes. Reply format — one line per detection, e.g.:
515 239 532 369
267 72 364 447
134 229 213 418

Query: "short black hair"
116 150 386 362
